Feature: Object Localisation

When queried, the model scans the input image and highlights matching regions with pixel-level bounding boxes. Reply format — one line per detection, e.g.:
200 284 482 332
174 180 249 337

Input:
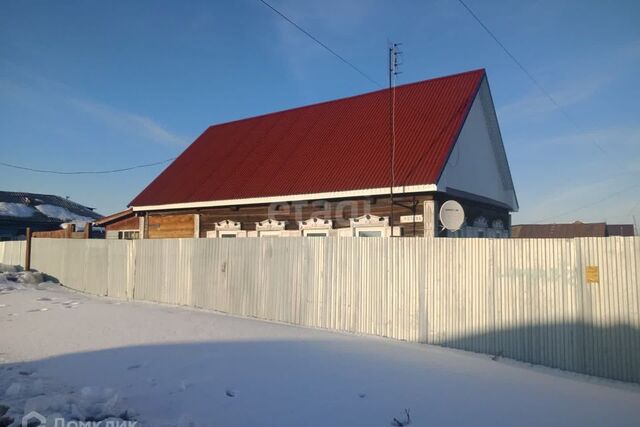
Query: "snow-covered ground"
1 267 640 426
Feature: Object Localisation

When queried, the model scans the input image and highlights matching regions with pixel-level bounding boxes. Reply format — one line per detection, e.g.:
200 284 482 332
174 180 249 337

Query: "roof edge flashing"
131 184 438 212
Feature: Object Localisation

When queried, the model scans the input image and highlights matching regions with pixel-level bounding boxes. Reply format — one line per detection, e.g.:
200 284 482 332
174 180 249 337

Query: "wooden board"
105 215 140 231
148 214 194 239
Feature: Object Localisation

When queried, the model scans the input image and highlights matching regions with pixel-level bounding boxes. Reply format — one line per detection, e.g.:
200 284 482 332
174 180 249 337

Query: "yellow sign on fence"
586 266 600 284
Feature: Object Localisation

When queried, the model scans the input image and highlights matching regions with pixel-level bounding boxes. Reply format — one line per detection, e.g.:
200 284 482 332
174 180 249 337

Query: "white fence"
0 240 25 266
3 237 638 382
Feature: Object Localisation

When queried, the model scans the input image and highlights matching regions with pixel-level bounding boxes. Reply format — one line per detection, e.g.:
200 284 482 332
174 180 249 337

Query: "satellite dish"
439 200 465 231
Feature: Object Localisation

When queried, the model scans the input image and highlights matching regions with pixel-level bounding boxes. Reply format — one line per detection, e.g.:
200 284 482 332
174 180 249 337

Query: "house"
511 222 636 238
98 69 518 239
0 191 103 240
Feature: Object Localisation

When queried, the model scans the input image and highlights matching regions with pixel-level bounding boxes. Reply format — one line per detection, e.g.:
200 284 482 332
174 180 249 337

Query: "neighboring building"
606 224 636 237
99 69 518 239
0 191 102 240
511 222 636 238
94 208 140 240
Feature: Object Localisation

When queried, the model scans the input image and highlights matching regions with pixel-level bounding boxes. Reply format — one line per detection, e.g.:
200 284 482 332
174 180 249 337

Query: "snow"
1 275 639 427
34 204 94 223
0 202 35 218
0 264 58 293
0 202 95 231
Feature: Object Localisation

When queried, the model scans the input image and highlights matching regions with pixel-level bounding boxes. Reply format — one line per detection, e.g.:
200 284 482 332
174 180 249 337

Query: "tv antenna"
388 42 402 236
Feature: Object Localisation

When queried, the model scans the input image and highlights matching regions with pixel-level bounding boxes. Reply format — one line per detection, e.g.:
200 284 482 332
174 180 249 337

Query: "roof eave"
131 184 438 212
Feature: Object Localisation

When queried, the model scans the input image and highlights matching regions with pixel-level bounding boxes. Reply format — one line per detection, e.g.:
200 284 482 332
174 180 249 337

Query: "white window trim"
206 229 247 238
256 219 286 237
258 230 282 237
215 219 242 231
303 229 330 237
350 214 391 237
206 219 246 238
299 217 332 237
354 227 387 237
219 230 246 238
256 219 286 231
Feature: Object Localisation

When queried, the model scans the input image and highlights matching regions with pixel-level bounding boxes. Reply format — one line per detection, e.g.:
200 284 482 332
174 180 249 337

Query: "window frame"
258 230 282 238
118 230 140 240
303 229 329 237
350 214 391 237
355 227 386 237
206 229 246 238
219 231 240 238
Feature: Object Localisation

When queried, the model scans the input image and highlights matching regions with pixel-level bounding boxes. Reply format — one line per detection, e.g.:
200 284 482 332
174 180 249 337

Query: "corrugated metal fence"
3 237 638 382
0 240 25 266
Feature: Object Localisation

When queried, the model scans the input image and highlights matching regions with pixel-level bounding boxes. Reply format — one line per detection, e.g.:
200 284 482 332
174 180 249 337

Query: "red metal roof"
130 69 485 207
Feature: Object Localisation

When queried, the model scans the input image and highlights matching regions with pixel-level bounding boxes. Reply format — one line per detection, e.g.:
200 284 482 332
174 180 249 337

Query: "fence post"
25 227 32 270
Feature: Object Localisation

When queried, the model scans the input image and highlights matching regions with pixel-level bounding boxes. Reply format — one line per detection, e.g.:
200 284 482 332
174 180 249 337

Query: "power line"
257 0 382 87
456 0 637 223
535 182 640 223
455 0 617 163
0 158 176 175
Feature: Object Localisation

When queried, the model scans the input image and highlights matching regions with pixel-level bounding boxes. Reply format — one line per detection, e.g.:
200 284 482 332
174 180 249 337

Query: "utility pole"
388 42 402 236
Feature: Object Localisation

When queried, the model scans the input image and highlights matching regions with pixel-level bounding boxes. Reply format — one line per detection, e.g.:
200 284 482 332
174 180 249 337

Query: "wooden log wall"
196 195 430 237
104 194 510 239
105 215 139 231
137 195 433 238
147 213 195 239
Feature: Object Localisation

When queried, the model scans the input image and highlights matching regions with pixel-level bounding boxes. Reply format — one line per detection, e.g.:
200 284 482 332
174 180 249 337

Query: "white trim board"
131 184 438 212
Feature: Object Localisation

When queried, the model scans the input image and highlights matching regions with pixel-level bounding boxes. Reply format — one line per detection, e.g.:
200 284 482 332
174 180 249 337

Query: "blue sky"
1 0 639 225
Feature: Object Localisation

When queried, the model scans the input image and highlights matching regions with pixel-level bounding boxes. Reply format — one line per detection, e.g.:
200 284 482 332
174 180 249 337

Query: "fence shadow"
435 321 640 383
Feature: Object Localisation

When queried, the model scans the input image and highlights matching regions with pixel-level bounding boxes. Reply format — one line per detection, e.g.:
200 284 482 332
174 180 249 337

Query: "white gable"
437 78 518 211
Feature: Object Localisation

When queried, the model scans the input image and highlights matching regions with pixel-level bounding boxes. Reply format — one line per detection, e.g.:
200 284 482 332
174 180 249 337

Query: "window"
118 230 139 240
206 229 246 238
256 219 286 237
350 215 390 237
356 229 384 237
304 230 329 237
209 220 246 238
298 217 332 237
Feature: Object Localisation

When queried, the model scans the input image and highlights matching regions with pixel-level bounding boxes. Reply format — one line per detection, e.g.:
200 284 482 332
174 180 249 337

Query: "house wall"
105 215 140 232
137 194 434 238
437 79 518 211
107 192 510 239
147 213 195 239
